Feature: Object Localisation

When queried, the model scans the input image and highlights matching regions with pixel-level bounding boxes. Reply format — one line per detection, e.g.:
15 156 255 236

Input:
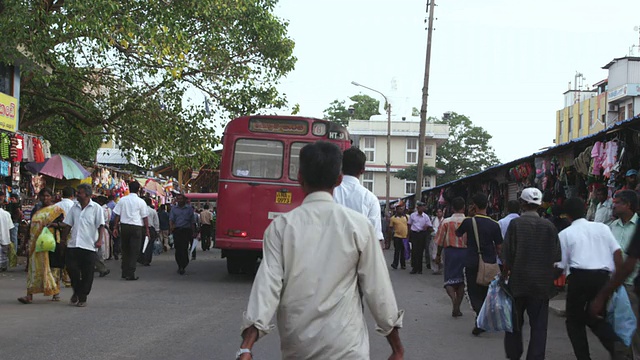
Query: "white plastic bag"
607 286 637 346
142 236 149 253
477 277 513 332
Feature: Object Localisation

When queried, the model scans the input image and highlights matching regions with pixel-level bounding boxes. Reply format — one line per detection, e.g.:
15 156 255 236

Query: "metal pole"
350 81 391 217
416 0 436 206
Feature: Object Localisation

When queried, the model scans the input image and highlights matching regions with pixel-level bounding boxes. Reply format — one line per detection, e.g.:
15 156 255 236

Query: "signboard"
249 118 308 135
0 92 18 132
608 84 640 102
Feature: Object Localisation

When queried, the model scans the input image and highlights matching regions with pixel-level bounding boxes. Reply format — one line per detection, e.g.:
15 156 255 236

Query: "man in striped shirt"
434 197 467 317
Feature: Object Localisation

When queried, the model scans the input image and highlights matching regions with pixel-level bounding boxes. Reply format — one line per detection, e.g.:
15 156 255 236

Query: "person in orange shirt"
389 204 409 270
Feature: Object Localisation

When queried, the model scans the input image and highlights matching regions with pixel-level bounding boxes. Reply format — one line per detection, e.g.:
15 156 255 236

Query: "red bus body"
215 116 350 273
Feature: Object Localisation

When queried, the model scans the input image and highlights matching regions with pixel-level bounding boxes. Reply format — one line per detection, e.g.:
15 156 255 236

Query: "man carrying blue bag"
501 188 561 360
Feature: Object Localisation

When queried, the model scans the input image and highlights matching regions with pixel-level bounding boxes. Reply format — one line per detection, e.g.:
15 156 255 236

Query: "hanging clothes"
0 133 11 160
42 140 52 159
591 141 604 176
23 135 35 162
32 137 45 163
602 141 619 179
11 134 23 162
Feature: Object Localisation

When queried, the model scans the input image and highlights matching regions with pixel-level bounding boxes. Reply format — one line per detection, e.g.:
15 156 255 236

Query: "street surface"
0 248 607 360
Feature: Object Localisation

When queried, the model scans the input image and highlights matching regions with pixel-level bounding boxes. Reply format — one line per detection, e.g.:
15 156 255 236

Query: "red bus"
215 116 351 274
183 193 218 210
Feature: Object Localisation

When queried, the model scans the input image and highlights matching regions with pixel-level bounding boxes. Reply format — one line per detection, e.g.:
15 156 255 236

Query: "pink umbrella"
36 154 91 180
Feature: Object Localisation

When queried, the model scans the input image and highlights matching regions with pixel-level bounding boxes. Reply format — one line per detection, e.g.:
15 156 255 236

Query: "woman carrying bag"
18 188 66 304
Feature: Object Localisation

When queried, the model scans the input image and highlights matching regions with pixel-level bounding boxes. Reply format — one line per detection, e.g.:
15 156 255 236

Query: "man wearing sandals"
62 184 105 307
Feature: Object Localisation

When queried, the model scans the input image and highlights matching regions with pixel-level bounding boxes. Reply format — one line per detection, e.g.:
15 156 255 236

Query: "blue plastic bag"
477 277 513 332
607 286 637 347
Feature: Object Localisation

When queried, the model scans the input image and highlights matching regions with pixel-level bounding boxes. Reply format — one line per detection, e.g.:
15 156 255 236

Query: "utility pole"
415 0 436 206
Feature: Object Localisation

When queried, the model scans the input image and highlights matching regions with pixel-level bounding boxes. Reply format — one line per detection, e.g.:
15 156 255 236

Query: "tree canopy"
323 94 380 127
0 0 296 169
394 165 439 181
434 112 500 184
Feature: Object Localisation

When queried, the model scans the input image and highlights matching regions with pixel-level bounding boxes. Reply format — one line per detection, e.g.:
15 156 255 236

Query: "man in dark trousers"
502 188 561 360
408 201 432 274
170 193 195 275
112 181 150 281
63 184 105 307
558 197 625 359
456 193 503 336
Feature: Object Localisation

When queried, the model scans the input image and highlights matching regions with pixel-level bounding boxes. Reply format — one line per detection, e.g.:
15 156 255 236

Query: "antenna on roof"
632 26 640 56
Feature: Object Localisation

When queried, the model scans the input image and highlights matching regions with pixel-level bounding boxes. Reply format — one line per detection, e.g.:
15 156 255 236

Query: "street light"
351 81 392 218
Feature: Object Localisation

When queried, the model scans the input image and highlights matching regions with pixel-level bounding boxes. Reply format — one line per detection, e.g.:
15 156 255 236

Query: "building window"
363 137 375 162
0 63 12 95
578 114 583 130
589 110 594 128
559 119 563 137
629 103 634 119
405 180 416 195
425 144 433 157
423 176 432 188
568 115 573 138
406 138 417 164
362 172 374 192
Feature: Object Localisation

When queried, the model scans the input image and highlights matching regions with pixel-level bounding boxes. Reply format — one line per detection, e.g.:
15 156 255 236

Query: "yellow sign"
0 92 18 132
275 191 292 204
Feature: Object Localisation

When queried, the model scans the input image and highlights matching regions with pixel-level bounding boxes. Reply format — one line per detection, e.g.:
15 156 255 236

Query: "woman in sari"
18 188 65 304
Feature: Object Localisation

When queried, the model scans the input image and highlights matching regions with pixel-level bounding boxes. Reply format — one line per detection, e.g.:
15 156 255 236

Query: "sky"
272 0 640 163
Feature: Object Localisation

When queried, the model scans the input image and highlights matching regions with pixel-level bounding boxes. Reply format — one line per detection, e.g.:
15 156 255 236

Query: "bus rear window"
232 139 283 179
289 142 309 180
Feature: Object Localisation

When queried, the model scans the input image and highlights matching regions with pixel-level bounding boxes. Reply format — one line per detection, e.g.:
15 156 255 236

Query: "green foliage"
411 107 420 117
323 94 380 127
394 165 439 181
433 112 500 184
0 0 296 169
28 116 103 162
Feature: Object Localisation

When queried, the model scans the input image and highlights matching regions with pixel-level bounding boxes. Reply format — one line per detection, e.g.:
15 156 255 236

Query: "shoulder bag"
473 217 499 286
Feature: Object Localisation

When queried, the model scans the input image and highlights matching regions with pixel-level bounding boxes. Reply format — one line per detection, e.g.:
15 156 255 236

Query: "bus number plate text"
275 191 292 204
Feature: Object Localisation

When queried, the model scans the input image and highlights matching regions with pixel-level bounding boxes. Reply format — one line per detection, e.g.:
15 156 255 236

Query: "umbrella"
144 179 165 195
26 154 91 180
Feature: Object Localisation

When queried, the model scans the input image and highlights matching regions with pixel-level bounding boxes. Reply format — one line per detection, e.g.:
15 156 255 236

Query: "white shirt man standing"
594 187 614 224
63 184 105 307
333 147 384 246
0 192 14 271
238 142 404 360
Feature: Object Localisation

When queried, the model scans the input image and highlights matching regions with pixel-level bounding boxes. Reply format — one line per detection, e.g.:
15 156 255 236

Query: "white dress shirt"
55 198 75 219
558 218 621 272
64 200 105 251
147 207 160 231
242 192 403 360
113 193 148 226
333 175 384 240
594 198 613 224
0 208 14 246
498 213 520 239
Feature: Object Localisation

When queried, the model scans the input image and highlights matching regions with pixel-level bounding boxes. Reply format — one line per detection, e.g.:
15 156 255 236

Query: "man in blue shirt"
170 194 195 275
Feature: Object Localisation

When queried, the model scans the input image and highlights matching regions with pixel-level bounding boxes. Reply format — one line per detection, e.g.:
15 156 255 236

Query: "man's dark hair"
145 197 152 207
62 186 76 199
564 197 586 220
77 184 92 197
38 188 53 197
129 180 141 194
451 197 465 212
507 200 520 214
159 204 166 211
471 193 488 210
341 147 366 177
204 204 210 210
614 190 638 213
595 187 608 196
299 141 342 190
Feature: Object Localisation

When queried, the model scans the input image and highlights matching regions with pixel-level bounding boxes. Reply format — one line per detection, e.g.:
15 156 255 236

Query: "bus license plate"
275 191 291 204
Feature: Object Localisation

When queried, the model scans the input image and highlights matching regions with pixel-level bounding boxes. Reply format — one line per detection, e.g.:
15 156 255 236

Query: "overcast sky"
272 0 640 162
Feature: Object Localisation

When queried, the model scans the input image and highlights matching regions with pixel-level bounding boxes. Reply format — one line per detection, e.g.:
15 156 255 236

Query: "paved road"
0 248 607 360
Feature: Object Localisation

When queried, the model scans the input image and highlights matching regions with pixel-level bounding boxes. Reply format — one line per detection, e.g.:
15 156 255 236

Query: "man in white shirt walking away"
557 197 626 360
333 147 384 248
238 141 404 360
112 181 150 281
62 184 105 307
498 200 520 240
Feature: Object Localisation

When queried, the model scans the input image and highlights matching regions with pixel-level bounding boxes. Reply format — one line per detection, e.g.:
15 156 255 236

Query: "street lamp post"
351 81 392 218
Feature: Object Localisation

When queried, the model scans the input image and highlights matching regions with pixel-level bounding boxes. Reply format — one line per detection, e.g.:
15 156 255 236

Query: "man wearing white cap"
501 187 561 360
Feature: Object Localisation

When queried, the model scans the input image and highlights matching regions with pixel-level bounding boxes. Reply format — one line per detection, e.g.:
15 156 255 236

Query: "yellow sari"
26 205 65 296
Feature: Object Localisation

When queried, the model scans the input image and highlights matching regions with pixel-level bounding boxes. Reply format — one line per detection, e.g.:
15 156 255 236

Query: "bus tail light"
227 229 248 238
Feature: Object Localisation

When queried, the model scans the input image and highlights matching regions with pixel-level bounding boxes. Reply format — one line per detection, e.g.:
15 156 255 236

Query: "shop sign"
0 92 18 132
608 84 640 102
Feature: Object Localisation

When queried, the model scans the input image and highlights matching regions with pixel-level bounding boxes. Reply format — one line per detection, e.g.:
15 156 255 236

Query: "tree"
434 112 500 184
394 165 439 181
323 94 380 126
0 0 296 169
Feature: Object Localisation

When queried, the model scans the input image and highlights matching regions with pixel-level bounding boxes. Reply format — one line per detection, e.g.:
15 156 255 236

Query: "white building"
603 56 640 126
348 116 449 202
